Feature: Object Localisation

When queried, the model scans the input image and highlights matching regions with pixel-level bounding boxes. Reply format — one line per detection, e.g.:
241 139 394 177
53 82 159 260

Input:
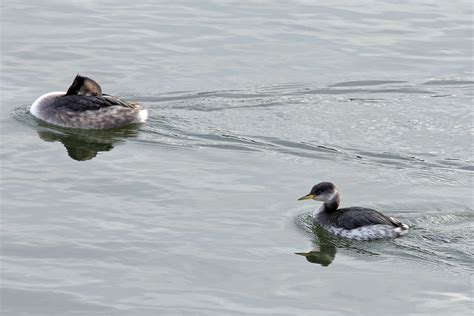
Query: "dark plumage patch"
310 182 336 196
52 95 138 112
329 207 404 230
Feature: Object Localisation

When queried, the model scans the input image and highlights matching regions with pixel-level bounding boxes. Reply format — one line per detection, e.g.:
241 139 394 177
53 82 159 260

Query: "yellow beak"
298 194 315 201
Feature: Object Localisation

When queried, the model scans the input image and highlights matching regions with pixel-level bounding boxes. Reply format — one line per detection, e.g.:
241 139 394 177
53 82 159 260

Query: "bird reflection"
295 245 337 267
296 219 382 267
296 227 338 267
35 122 140 161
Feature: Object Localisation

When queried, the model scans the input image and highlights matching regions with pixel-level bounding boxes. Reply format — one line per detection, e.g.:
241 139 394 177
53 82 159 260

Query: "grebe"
30 75 148 129
299 182 408 240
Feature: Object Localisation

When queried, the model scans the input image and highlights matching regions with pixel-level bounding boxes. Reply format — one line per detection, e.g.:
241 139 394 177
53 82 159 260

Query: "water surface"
1 1 473 315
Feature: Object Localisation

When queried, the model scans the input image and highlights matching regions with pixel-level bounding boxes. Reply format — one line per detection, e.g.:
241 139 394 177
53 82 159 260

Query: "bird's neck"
321 191 340 213
312 191 340 218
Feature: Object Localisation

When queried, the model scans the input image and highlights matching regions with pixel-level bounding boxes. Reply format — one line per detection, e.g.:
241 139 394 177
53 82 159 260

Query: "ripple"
3 0 473 314
329 80 407 87
295 205 473 273
422 79 474 86
14 79 472 173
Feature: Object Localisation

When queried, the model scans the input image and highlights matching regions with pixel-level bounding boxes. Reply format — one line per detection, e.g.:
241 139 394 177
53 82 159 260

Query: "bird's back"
325 207 405 230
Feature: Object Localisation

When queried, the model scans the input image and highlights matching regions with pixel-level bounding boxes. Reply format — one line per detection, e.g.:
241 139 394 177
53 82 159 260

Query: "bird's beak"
298 194 315 201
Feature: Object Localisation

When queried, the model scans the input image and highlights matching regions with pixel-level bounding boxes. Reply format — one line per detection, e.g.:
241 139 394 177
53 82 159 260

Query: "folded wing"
52 95 139 112
334 207 404 230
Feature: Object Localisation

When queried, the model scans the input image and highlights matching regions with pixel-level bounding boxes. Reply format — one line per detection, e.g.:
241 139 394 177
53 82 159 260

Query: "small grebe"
30 75 148 129
299 182 408 241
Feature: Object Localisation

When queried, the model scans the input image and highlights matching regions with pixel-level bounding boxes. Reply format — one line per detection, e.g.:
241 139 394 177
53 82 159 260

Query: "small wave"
302 87 434 95
12 79 472 176
329 80 407 87
422 79 474 86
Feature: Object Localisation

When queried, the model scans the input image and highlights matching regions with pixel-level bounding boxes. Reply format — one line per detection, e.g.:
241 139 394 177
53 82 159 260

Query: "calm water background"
1 0 473 315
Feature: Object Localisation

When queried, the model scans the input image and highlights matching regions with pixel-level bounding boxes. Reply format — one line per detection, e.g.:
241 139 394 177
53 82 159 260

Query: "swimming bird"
299 182 408 240
30 75 148 129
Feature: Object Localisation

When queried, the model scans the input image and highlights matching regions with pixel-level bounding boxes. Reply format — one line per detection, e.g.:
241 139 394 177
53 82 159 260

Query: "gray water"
1 1 473 315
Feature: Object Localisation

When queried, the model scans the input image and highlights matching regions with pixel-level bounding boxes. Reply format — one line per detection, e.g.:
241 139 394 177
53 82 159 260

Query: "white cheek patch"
328 191 338 201
316 190 337 202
